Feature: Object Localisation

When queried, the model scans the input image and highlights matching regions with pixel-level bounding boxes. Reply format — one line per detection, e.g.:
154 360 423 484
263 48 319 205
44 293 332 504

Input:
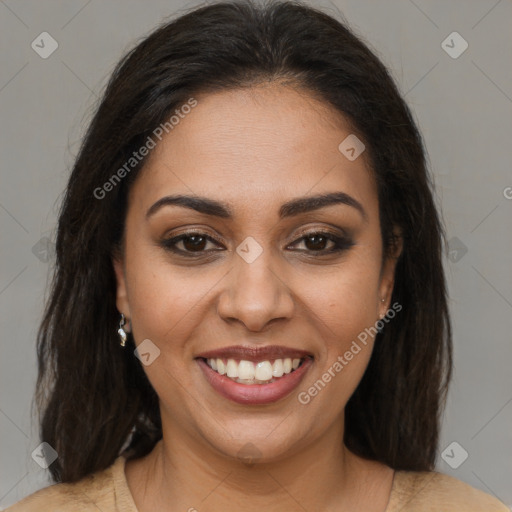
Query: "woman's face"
113 83 400 463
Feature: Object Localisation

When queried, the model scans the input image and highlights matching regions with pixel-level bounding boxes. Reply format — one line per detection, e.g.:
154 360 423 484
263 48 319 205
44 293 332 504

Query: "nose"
216 248 295 332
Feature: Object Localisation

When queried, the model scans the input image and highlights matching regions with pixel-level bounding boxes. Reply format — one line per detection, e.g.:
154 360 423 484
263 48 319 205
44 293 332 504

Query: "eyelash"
160 230 355 258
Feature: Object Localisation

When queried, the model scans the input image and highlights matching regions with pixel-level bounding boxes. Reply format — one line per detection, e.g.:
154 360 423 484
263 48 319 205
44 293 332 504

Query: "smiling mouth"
200 356 311 385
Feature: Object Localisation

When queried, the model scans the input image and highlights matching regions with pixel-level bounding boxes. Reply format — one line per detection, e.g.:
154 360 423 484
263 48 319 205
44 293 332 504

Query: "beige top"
5 455 508 511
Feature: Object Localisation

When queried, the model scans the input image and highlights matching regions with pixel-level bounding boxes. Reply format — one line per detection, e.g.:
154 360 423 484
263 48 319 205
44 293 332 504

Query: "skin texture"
113 83 402 511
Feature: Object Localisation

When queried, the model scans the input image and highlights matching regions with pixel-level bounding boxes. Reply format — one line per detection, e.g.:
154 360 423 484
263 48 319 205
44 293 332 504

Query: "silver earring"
118 313 128 347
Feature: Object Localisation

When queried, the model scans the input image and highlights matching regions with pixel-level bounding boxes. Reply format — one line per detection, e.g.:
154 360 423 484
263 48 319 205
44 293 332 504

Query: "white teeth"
272 359 284 377
226 359 238 378
205 357 305 383
255 361 273 381
238 360 255 380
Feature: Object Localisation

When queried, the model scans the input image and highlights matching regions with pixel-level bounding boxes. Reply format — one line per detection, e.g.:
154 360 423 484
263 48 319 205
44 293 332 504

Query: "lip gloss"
196 357 313 405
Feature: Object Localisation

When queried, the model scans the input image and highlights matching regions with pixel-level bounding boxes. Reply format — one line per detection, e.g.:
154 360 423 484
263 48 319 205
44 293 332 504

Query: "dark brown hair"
36 0 452 482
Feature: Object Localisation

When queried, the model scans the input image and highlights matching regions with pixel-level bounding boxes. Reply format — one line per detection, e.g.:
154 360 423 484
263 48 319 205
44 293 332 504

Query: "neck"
125 417 393 512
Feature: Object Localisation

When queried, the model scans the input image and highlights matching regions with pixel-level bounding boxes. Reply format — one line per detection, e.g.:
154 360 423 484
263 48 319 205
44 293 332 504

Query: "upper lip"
196 345 313 362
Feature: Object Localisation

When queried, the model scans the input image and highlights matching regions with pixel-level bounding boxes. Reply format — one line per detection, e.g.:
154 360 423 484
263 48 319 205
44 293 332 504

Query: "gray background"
1 0 511 508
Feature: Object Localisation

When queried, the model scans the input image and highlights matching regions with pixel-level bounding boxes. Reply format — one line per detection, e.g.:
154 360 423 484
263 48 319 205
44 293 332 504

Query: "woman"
7 0 507 510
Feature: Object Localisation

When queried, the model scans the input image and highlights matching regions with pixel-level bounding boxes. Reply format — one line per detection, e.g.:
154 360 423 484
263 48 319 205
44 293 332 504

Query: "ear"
112 253 131 332
378 227 403 318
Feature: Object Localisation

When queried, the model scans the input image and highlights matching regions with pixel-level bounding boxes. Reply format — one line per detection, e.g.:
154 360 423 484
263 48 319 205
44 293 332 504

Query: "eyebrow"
146 191 368 223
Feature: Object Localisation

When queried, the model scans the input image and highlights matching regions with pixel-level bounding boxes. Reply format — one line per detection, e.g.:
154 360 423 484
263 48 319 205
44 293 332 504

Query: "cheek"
311 258 382 343
296 271 380 417
298 255 382 409
124 246 228 362
123 253 213 408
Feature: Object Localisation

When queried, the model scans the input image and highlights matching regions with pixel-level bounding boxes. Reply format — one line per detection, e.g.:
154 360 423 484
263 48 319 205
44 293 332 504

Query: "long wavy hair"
36 0 452 483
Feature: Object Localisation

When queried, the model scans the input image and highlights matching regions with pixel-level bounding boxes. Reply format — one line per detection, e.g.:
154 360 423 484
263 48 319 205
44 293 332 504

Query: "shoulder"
4 457 126 512
389 469 509 511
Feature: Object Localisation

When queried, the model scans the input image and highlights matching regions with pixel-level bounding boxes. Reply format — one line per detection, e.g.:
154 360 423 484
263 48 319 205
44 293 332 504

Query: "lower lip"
196 357 313 405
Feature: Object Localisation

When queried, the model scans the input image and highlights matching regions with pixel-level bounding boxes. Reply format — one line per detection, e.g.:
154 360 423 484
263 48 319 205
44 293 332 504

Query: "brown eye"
161 233 222 255
161 230 354 258
290 232 355 254
180 235 208 252
303 234 331 251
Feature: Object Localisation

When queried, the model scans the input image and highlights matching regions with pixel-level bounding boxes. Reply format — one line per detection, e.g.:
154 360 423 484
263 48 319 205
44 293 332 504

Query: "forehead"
128 84 378 221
